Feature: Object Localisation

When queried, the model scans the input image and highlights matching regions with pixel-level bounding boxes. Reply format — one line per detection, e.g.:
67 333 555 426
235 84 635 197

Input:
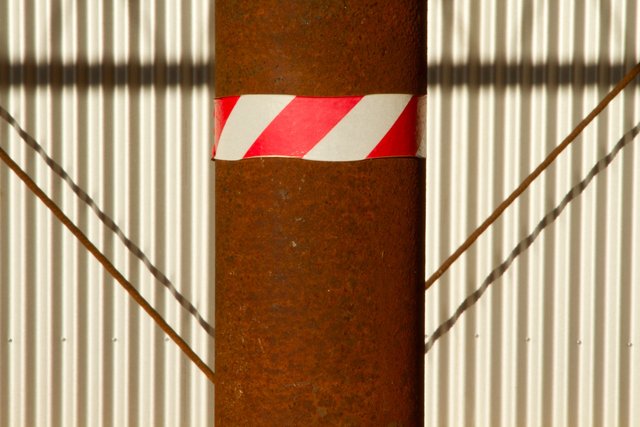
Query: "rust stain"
216 0 426 97
215 1 426 425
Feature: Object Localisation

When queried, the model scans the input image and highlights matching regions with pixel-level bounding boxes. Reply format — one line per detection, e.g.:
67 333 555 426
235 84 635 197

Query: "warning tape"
213 94 426 161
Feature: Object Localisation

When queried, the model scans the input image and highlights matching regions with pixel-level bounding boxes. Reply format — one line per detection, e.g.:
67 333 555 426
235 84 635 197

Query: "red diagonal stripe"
243 96 362 158
213 96 240 157
366 96 418 159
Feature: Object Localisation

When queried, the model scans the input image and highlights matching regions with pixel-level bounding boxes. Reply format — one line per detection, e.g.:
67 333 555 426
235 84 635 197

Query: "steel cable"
425 62 640 289
425 121 640 354
0 144 215 385
0 104 215 338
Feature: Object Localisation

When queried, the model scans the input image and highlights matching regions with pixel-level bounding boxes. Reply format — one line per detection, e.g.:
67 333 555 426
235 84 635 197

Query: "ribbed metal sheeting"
0 1 215 426
424 0 640 426
1 1 640 426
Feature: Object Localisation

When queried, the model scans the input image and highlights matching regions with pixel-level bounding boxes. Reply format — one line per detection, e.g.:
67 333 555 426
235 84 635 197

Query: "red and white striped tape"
213 94 425 161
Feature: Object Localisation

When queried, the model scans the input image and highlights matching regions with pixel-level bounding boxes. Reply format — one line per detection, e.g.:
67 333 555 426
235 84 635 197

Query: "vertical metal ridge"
0 87 10 427
0 6 11 425
565 6 586 427
178 2 193 424
631 92 640 427
99 3 116 424
153 5 168 426
463 0 480 419
618 1 639 423
205 3 216 419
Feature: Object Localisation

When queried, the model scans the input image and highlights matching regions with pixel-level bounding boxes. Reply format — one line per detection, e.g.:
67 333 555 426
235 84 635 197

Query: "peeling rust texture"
215 1 426 425
216 1 426 97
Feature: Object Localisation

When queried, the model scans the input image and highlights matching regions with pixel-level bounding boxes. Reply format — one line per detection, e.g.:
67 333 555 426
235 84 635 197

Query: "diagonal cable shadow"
0 103 215 338
425 121 640 354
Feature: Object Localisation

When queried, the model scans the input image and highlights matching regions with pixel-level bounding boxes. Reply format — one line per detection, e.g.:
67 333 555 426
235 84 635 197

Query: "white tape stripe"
215 95 295 160
302 94 412 161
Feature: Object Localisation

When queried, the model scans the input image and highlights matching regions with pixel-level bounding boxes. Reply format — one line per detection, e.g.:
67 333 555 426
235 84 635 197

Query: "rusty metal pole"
215 1 426 425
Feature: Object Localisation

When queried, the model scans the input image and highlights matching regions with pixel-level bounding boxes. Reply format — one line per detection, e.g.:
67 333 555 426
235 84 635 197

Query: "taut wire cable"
425 62 640 289
0 104 215 338
425 121 640 354
1 63 638 383
0 144 215 385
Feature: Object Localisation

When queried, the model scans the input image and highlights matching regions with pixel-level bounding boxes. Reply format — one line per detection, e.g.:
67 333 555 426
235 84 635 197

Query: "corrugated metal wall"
0 1 639 426
424 0 640 426
0 1 215 426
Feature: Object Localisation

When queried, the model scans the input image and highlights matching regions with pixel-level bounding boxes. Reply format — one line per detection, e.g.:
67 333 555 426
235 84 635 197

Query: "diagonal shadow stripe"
425 121 640 354
0 103 215 338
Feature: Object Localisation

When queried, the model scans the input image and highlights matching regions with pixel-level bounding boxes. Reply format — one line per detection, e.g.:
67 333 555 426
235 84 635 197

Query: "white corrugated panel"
425 0 640 426
0 1 214 426
1 1 639 426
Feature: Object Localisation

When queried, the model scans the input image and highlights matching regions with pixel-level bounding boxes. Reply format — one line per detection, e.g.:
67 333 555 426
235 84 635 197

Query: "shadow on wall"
0 60 637 88
426 120 640 355
0 60 214 88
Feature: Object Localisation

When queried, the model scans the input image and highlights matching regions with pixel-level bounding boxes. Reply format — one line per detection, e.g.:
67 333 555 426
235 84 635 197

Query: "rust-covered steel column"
215 1 426 425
